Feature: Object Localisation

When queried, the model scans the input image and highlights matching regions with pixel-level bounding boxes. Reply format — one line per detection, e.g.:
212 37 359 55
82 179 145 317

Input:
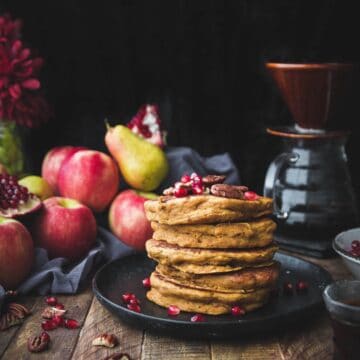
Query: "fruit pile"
0 104 169 291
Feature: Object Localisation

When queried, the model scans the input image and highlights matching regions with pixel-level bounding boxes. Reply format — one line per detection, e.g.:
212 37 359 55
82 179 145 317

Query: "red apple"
41 146 86 193
0 216 34 289
109 189 157 251
58 150 120 212
33 197 97 261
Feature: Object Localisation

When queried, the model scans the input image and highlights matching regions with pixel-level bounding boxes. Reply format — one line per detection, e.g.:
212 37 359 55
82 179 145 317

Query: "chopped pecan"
103 353 131 360
210 184 248 199
0 302 30 331
27 332 50 353
202 175 226 186
92 333 118 348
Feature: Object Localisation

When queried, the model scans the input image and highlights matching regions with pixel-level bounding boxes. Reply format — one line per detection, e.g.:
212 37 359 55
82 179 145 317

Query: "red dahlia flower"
0 13 49 127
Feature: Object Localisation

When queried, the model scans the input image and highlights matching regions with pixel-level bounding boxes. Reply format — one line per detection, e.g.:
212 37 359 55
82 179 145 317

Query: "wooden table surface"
0 254 351 360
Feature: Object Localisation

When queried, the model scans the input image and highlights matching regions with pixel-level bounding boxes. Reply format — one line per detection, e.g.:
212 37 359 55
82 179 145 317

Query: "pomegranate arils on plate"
192 185 204 195
55 303 65 310
127 303 141 313
174 187 188 198
142 277 151 289
52 315 64 327
190 314 205 322
64 318 79 329
167 305 180 316
45 296 57 306
190 173 202 185
283 282 294 295
231 306 245 316
129 298 140 305
296 280 309 292
122 293 136 304
350 240 360 257
244 191 260 201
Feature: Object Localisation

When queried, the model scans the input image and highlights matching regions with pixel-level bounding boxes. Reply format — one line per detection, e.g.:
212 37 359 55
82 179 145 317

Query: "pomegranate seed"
190 173 202 185
45 296 57 306
283 282 293 295
122 293 136 303
142 277 151 289
296 280 309 292
41 332 50 342
64 319 79 329
174 187 188 198
244 191 259 201
41 319 58 331
127 303 141 312
352 240 360 249
52 315 64 327
231 306 245 316
190 314 205 322
167 305 180 316
181 174 191 183
129 298 140 305
192 185 204 195
55 303 65 310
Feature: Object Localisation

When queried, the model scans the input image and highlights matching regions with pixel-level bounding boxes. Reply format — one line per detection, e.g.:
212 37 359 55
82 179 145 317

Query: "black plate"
93 253 332 339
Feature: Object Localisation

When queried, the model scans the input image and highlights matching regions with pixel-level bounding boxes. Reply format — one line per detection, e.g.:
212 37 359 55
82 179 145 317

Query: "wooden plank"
0 296 37 358
141 332 210 360
71 297 143 360
278 314 332 360
1 289 93 360
211 337 283 360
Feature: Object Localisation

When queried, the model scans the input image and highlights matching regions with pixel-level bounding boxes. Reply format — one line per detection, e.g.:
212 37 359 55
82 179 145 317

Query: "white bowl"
333 228 360 280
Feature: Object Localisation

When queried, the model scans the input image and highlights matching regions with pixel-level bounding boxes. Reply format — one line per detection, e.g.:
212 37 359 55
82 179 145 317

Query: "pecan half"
103 353 131 360
27 332 50 353
0 302 30 331
41 306 66 319
92 333 118 348
210 184 248 199
202 175 226 186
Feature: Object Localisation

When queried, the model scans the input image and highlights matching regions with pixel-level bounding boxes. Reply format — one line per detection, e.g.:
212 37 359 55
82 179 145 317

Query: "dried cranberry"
142 277 151 289
244 191 259 201
127 303 141 313
190 314 205 322
64 318 79 329
167 305 180 316
174 187 188 198
231 305 245 316
122 293 136 304
181 174 191 183
45 296 57 306
296 280 309 292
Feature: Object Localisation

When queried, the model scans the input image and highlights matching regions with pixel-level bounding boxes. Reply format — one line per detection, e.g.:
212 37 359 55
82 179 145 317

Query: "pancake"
156 262 280 293
144 194 273 225
151 218 276 249
147 272 271 315
146 239 278 268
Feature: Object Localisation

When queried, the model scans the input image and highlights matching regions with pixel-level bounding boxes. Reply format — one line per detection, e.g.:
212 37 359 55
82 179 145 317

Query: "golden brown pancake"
146 239 278 268
151 218 276 249
147 272 271 315
156 262 280 293
144 195 273 225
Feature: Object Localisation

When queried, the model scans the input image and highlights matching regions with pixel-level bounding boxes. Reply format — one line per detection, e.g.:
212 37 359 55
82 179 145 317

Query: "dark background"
1 0 360 197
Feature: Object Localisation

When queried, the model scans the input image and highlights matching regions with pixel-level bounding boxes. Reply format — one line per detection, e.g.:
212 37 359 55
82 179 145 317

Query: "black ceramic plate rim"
92 252 332 327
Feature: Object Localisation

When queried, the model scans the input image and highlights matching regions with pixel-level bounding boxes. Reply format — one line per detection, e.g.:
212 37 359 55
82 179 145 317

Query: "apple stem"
104 119 112 131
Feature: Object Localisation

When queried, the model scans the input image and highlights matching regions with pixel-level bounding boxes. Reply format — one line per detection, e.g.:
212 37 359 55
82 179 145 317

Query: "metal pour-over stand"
264 63 358 258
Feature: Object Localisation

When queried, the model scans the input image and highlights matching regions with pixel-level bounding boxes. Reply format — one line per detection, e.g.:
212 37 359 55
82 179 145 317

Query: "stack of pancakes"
144 190 279 315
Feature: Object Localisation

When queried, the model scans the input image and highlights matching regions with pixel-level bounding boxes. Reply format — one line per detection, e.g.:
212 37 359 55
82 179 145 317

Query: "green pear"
105 124 169 191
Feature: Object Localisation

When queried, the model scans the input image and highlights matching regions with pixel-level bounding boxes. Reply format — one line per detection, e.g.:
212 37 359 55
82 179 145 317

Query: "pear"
105 124 169 191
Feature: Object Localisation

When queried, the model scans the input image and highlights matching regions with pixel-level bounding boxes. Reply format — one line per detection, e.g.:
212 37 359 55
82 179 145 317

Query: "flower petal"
22 78 40 90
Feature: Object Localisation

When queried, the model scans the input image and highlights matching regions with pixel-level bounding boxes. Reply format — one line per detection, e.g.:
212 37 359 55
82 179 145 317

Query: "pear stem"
104 119 111 131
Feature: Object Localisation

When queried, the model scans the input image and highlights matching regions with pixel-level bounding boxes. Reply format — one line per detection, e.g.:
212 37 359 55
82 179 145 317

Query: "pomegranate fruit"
122 293 136 304
231 305 245 316
64 318 79 329
45 296 57 306
127 303 141 312
0 174 42 218
142 277 151 289
127 104 166 147
167 305 180 316
190 314 205 322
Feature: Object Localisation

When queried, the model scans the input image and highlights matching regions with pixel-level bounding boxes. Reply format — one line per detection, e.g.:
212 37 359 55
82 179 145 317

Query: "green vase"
0 121 24 175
